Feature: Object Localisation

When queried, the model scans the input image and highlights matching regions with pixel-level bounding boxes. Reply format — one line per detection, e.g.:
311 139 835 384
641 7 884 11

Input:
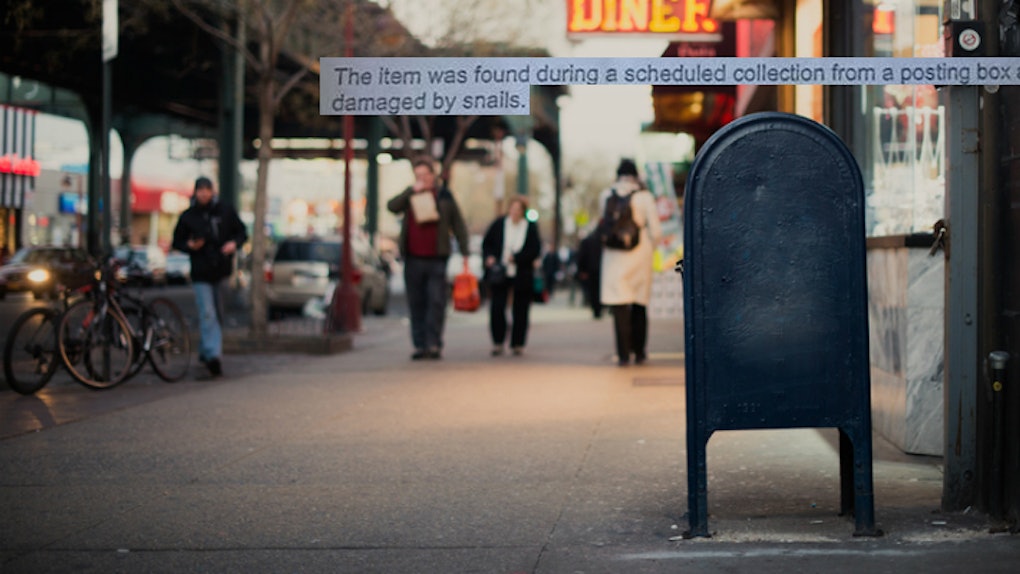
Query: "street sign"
102 0 118 62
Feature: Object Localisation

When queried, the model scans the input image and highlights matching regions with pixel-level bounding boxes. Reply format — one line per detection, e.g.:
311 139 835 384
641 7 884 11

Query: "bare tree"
163 0 427 336
166 0 322 337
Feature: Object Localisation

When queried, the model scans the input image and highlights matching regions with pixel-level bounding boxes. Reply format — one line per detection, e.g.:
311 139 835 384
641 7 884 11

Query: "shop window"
861 0 944 236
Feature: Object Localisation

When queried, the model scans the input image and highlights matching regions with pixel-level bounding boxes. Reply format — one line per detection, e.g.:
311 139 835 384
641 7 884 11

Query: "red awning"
124 180 193 214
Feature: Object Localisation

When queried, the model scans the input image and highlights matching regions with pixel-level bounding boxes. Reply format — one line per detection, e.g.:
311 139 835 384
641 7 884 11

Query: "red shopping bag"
452 261 481 312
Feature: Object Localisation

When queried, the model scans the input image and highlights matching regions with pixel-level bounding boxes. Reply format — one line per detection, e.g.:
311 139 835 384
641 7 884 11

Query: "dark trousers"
582 278 602 318
489 276 532 348
611 304 648 362
404 256 449 351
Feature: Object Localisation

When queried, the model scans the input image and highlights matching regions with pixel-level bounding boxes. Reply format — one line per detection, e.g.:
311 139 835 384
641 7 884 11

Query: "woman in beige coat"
599 159 663 366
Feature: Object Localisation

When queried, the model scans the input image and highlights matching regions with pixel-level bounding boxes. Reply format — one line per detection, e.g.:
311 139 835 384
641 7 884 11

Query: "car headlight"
27 269 50 284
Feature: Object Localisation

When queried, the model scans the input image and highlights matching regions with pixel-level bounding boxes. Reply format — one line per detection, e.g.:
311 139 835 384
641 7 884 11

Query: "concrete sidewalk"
1 297 1017 573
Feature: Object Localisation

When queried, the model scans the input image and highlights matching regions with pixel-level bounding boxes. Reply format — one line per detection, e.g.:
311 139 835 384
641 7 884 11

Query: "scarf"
502 216 528 278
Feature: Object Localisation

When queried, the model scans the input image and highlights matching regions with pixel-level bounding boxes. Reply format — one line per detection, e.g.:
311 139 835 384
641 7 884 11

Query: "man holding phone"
172 176 248 378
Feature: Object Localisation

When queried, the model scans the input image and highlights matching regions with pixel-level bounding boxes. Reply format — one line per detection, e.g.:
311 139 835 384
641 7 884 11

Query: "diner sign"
567 0 719 36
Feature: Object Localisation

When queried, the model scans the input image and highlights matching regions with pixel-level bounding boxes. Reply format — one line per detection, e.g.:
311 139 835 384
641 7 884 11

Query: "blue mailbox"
682 112 880 537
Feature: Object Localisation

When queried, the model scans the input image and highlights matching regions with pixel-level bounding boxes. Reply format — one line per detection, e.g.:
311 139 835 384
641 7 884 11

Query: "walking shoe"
491 346 504 356
634 353 647 365
426 348 442 360
411 350 429 360
511 346 523 356
207 358 223 377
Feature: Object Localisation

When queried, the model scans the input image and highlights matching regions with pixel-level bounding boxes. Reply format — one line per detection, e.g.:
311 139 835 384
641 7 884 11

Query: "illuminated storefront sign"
0 154 41 177
1 104 37 209
567 0 719 35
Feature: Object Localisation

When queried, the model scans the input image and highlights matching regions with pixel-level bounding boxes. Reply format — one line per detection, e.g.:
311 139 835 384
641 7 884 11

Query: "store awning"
124 181 192 215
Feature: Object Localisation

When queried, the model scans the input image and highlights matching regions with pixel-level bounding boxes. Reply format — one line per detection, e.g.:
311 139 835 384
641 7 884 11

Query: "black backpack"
599 189 641 250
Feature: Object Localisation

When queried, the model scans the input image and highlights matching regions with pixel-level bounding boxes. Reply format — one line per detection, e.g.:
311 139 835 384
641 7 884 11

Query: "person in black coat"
171 176 247 378
575 227 603 319
481 195 541 356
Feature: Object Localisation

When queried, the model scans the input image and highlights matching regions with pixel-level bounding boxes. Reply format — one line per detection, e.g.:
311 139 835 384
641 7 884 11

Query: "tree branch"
169 0 262 73
416 116 432 154
272 0 302 57
379 116 400 138
442 115 479 176
273 66 309 108
399 116 415 159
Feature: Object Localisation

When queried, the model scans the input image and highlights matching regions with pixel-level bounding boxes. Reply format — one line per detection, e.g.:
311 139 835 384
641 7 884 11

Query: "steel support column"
218 11 245 209
942 84 981 511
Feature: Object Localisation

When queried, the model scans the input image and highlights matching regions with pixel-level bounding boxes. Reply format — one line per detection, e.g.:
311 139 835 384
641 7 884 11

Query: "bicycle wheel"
145 297 192 382
57 299 134 389
3 308 60 395
120 304 148 380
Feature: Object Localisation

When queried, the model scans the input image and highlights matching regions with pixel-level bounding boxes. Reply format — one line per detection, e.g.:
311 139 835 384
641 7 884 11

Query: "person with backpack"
598 159 663 366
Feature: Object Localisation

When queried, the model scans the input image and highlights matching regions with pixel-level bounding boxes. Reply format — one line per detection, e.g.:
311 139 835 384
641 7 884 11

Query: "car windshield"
274 241 341 264
11 249 62 264
113 246 153 264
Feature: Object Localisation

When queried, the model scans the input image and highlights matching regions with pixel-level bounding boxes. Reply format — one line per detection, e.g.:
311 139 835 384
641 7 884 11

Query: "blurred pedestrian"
171 176 247 378
541 242 560 298
575 226 603 319
482 195 541 356
599 159 662 366
387 157 470 360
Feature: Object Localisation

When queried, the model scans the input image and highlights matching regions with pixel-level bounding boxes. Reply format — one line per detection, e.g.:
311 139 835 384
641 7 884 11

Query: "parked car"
112 244 168 287
0 246 96 300
266 236 390 316
165 251 191 284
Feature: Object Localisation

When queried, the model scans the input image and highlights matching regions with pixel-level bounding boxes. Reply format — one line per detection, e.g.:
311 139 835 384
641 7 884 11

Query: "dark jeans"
403 256 449 351
581 277 602 318
489 276 532 348
612 304 648 362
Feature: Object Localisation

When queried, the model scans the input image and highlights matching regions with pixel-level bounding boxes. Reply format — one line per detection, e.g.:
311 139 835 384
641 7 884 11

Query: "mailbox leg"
841 426 883 537
684 431 711 538
838 429 854 517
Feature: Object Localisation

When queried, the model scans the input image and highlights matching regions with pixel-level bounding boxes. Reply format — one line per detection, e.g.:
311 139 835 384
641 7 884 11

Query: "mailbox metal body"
682 112 879 537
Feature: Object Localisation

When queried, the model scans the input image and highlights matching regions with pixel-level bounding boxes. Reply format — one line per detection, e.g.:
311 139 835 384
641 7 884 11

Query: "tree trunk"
249 75 276 337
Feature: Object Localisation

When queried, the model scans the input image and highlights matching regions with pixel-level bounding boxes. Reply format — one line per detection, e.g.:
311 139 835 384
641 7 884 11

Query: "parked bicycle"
3 272 93 395
3 306 59 394
55 260 192 389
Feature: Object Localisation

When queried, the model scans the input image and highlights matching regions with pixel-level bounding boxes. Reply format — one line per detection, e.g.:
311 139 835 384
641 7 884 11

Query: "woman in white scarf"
481 196 542 356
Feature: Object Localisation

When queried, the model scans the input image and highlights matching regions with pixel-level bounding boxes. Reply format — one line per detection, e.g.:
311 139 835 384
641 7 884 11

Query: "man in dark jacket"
387 157 470 360
172 176 247 378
